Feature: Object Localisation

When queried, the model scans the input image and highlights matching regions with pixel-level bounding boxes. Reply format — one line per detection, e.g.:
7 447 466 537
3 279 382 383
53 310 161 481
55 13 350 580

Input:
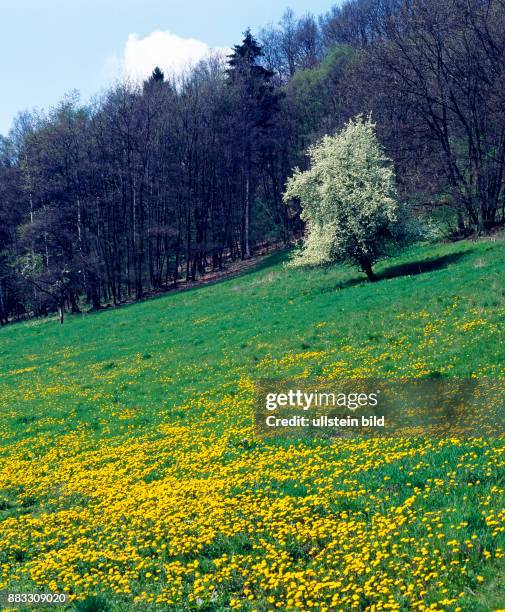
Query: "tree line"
1 0 505 324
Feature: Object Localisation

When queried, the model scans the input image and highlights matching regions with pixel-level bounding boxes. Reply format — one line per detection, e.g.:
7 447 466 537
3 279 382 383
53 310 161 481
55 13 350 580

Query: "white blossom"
284 115 412 279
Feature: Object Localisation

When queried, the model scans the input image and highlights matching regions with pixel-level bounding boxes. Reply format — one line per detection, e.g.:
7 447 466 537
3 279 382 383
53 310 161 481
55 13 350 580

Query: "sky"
0 0 336 136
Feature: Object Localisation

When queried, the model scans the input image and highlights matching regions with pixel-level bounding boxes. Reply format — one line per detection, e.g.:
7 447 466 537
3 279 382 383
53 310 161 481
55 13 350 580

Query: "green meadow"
0 236 504 610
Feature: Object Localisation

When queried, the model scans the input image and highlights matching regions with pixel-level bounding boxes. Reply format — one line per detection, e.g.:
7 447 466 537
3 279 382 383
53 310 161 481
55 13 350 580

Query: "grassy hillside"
0 237 504 610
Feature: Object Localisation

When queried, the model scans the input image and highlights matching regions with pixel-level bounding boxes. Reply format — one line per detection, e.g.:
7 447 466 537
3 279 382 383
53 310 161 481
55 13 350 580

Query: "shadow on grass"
379 251 470 280
322 249 472 293
332 277 364 291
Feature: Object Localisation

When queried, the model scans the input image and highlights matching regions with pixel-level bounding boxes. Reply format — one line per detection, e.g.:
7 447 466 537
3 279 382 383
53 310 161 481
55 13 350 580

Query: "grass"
0 236 504 610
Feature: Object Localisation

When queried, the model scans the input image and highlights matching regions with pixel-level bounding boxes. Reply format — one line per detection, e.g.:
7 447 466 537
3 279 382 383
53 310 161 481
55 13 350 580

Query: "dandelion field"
0 238 504 611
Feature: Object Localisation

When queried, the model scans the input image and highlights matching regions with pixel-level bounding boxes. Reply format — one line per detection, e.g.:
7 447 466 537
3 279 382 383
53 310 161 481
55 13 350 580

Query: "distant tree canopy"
1 0 505 323
284 116 411 280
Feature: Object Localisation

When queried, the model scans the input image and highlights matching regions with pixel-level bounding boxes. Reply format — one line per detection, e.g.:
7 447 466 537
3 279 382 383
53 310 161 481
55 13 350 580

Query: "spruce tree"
227 30 280 258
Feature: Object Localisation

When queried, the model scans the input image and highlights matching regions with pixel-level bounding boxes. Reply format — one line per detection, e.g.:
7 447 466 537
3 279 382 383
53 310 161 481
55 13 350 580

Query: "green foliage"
285 45 355 144
284 116 416 278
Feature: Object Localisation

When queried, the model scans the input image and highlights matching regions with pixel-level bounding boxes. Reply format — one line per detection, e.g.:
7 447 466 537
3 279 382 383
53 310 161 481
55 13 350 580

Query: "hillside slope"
0 237 504 610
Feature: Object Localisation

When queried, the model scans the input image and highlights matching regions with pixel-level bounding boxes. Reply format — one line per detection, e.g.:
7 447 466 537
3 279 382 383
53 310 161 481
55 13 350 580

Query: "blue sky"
0 0 336 136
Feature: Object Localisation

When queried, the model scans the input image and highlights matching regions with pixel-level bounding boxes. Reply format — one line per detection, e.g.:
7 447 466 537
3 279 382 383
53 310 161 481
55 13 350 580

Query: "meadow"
0 236 504 611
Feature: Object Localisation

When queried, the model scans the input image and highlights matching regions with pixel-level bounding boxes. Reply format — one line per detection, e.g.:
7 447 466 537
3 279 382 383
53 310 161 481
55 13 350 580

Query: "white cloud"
104 30 228 83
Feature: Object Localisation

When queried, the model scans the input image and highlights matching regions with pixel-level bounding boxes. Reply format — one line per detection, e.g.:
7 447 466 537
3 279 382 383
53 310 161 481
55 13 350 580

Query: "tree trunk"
244 173 251 259
69 293 81 313
90 286 101 311
361 260 377 282
58 303 64 325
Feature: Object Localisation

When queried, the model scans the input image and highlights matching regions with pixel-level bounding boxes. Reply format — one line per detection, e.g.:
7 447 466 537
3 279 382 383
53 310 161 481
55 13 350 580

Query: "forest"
1 0 505 324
